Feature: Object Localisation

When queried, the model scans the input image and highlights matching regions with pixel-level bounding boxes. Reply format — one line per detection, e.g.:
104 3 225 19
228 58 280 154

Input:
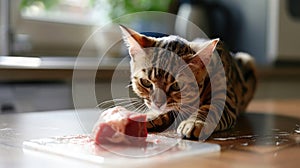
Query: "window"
10 0 172 56
20 0 111 25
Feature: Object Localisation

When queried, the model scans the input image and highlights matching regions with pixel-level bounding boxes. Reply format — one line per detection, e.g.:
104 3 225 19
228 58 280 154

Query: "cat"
120 25 257 140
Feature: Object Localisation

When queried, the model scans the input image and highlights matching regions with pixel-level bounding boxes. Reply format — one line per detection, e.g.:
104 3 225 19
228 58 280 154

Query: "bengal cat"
120 25 257 140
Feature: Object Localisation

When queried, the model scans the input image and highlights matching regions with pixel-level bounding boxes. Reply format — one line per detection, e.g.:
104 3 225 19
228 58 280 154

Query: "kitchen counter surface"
0 99 300 168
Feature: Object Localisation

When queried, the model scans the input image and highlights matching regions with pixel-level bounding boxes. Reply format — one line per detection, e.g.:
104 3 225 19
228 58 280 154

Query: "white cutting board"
23 134 220 166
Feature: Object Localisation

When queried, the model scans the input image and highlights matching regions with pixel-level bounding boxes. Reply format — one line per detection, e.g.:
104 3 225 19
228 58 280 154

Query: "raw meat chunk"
92 106 147 145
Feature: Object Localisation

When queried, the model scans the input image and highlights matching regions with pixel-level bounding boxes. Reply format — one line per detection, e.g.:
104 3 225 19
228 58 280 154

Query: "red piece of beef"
92 106 147 145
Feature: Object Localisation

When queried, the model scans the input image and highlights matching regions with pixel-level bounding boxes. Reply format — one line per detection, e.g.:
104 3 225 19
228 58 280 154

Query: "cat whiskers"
181 104 207 121
96 98 138 107
131 102 148 114
164 103 182 127
125 83 132 88
168 103 205 124
96 98 207 129
177 64 191 74
96 98 147 113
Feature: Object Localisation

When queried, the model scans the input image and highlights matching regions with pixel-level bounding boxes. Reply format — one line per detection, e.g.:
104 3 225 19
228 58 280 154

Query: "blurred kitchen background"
0 0 300 113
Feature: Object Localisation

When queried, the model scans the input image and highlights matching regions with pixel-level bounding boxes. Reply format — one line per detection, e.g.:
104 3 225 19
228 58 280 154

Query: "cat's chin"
149 107 163 114
150 106 175 115
149 104 166 114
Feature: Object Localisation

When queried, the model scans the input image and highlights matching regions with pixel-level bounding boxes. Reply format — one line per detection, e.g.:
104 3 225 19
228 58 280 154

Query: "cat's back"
215 41 257 112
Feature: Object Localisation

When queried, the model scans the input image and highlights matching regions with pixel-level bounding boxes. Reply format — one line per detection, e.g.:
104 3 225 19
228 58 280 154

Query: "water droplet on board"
246 129 294 147
207 113 300 152
294 124 300 134
209 127 300 151
240 142 249 146
0 128 16 138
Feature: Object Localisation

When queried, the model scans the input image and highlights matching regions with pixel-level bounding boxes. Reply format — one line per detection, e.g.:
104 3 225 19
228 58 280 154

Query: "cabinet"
0 83 73 113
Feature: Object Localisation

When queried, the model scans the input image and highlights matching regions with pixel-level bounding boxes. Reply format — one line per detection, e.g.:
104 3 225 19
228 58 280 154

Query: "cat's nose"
151 88 167 109
151 101 166 112
154 101 166 108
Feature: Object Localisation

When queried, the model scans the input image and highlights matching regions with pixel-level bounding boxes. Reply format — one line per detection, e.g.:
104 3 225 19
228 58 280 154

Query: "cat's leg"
177 102 237 139
177 116 206 139
235 52 257 111
177 105 209 139
146 111 177 132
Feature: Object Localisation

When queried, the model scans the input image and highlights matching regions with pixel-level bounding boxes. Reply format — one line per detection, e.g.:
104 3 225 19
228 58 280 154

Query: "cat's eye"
170 82 180 91
140 78 152 88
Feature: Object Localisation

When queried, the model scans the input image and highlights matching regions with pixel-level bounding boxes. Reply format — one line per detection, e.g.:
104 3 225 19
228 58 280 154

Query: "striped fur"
121 26 257 140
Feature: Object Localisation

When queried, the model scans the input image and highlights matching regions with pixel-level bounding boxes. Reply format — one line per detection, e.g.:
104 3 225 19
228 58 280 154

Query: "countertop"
0 99 300 168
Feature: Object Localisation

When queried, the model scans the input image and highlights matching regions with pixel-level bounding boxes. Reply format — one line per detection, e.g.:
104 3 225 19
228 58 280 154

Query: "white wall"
219 0 269 64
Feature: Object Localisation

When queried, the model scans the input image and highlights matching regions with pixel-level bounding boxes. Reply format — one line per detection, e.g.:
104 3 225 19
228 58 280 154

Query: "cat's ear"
189 38 219 68
120 25 155 57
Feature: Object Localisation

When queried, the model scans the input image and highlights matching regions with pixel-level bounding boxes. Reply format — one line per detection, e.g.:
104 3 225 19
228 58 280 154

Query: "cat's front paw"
177 119 205 139
146 112 173 132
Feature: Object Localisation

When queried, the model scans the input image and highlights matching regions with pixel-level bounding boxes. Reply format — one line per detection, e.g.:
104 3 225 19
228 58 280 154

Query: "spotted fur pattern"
120 25 257 140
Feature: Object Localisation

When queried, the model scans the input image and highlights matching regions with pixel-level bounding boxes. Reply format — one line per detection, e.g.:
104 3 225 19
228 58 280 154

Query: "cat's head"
120 25 218 114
